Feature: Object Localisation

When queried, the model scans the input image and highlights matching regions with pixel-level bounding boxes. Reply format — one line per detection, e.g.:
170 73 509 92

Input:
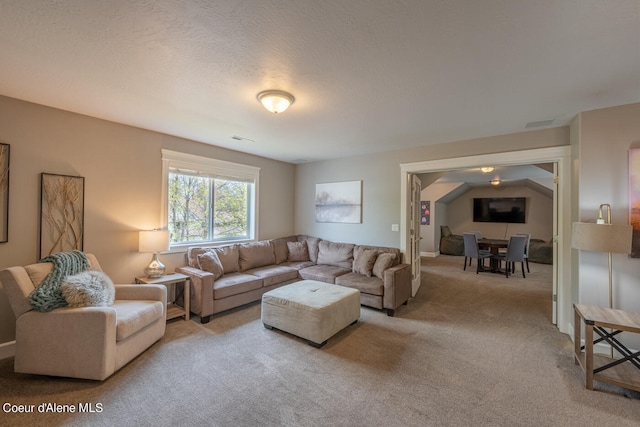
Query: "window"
162 150 259 247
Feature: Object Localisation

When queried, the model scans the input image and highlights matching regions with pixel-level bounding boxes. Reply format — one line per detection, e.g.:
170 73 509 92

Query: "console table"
573 304 640 392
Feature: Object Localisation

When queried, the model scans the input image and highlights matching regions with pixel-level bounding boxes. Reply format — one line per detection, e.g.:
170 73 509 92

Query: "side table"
574 303 640 392
135 273 190 321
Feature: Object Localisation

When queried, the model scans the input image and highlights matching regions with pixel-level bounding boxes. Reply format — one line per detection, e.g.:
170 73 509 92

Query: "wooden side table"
135 273 190 321
574 303 640 391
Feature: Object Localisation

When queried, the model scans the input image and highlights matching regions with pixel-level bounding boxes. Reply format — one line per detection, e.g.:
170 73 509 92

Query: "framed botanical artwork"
0 143 8 243
40 173 85 258
315 180 362 223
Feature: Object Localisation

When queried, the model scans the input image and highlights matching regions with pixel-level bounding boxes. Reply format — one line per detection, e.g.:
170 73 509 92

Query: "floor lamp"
571 204 632 357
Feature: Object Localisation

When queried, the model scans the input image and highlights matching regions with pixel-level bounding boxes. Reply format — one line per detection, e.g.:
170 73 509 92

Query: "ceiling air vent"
525 119 554 129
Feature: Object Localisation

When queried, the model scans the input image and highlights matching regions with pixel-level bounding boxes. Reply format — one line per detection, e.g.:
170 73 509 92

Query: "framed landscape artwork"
629 148 640 258
40 173 85 258
315 180 362 223
0 143 9 243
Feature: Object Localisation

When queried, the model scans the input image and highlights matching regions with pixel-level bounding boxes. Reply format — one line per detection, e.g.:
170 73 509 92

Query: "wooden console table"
573 304 640 392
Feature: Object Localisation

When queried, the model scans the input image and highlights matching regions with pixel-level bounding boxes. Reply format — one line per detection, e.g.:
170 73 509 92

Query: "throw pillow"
287 241 310 262
372 253 397 279
212 245 240 273
198 251 224 280
441 225 452 237
352 249 378 277
60 271 115 308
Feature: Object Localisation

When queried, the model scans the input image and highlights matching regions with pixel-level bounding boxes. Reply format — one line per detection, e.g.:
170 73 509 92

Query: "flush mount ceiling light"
490 179 501 186
481 167 494 173
257 90 295 114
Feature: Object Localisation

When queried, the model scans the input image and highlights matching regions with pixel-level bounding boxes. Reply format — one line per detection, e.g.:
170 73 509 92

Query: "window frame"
161 149 260 250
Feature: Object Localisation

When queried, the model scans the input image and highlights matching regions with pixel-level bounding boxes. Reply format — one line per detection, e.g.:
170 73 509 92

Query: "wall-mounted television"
473 197 526 223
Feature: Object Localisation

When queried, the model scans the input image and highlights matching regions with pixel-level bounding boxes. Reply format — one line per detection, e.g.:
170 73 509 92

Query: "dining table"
477 238 508 273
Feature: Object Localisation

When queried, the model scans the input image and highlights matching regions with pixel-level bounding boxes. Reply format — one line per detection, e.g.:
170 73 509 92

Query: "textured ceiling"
0 0 639 164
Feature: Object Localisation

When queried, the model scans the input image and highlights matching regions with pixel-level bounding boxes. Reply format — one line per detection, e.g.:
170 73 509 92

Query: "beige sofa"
176 235 412 323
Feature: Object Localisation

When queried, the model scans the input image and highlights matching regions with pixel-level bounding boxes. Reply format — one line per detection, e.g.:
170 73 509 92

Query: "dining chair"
495 235 528 278
463 233 492 273
515 233 531 273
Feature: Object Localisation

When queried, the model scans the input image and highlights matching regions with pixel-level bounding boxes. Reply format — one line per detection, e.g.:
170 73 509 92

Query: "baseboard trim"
0 340 15 360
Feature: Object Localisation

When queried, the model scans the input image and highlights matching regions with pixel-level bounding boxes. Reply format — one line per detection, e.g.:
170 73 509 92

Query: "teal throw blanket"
29 251 90 312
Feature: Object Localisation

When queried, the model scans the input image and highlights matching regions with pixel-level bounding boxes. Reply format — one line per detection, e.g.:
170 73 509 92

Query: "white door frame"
400 146 572 334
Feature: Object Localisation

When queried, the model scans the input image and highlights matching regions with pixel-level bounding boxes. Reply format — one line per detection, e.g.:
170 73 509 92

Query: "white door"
410 174 422 293
552 163 558 325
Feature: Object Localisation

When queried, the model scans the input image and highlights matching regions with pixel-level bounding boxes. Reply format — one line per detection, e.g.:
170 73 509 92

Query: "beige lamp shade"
571 222 632 254
139 230 170 253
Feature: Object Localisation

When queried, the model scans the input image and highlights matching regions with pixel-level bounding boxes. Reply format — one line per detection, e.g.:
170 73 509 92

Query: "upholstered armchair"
0 254 167 380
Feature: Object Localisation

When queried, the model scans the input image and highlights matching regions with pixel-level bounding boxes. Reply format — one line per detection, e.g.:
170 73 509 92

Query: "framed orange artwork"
628 148 640 258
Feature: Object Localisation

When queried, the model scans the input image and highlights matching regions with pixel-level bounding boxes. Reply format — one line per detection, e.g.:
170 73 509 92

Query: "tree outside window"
168 171 251 244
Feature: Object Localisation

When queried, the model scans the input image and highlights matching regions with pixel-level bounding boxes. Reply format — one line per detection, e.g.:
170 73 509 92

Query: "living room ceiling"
0 1 638 164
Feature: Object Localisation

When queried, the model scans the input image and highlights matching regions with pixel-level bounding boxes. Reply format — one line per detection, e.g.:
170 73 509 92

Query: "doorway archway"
400 146 572 334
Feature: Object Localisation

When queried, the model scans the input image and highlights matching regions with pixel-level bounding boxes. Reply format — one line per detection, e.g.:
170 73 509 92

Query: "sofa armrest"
175 266 215 321
115 284 167 302
382 263 412 312
15 307 118 380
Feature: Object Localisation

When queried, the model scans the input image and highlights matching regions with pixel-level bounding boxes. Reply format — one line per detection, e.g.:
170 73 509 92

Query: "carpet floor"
1 255 639 426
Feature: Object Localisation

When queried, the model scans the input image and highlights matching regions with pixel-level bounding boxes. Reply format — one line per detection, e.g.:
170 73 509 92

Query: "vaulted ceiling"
1 1 638 163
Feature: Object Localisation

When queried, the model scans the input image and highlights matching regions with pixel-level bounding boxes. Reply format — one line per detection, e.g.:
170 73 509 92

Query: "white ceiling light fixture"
257 90 295 114
490 179 501 186
481 167 494 173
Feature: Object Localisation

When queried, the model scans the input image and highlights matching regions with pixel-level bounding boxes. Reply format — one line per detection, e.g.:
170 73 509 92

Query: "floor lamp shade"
571 222 632 254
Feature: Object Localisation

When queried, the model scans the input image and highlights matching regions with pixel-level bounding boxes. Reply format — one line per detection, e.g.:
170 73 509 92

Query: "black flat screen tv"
473 197 526 223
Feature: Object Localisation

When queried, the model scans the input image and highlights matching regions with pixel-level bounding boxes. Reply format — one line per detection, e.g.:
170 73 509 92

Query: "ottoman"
261 280 360 348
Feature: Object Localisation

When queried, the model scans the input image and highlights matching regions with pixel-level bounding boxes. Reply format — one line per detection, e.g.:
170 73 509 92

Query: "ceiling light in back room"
257 90 295 114
481 167 494 173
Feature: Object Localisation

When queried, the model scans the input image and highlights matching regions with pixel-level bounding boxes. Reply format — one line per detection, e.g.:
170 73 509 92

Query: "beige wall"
295 127 568 249
0 95 295 345
446 186 553 241
575 103 640 315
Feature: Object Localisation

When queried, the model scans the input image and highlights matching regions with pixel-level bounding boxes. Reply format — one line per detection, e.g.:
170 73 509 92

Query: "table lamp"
139 229 170 278
571 204 632 310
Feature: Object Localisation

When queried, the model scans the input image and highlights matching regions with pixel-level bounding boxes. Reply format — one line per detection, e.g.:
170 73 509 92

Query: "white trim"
421 251 438 258
0 340 15 360
400 146 572 335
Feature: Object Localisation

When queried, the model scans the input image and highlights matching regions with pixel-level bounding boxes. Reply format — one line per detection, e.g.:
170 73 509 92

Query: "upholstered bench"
261 280 360 347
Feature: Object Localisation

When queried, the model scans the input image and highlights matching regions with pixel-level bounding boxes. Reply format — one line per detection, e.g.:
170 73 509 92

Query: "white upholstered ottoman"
261 280 360 347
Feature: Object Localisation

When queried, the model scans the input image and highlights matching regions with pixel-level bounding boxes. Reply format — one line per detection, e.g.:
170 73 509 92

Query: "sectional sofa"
175 235 412 323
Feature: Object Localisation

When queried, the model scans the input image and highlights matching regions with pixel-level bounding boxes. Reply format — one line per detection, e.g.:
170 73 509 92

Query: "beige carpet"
1 255 639 426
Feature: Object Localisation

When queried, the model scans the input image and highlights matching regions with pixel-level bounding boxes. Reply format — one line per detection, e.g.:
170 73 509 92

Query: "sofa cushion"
287 241 310 262
352 249 378 277
335 272 384 296
271 236 297 264
299 264 351 284
297 235 321 263
317 240 355 269
239 241 276 271
280 260 315 270
212 245 240 274
213 273 263 299
441 225 452 237
244 265 299 287
372 253 396 279
113 300 164 341
197 251 224 280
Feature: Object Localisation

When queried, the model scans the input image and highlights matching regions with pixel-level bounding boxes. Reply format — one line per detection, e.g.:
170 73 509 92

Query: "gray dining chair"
495 235 528 278
463 233 492 273
515 233 531 273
